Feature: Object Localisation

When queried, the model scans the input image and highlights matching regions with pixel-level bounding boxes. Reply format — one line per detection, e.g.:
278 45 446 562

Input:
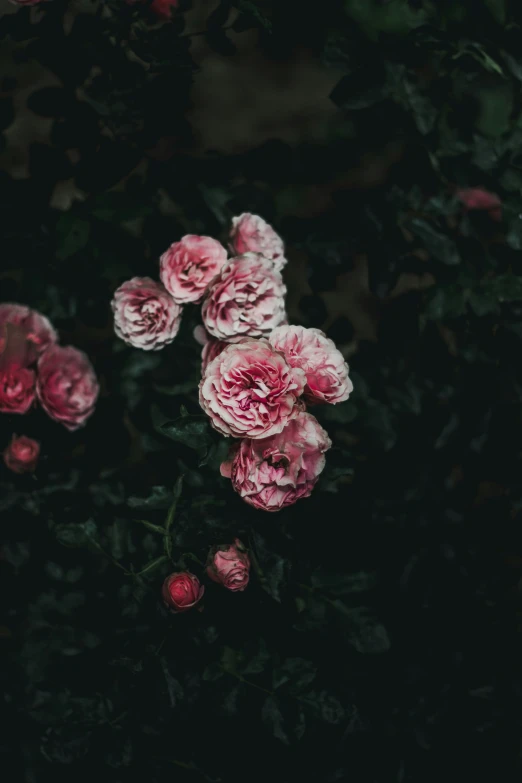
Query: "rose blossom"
151 0 178 18
206 539 250 592
160 235 227 304
221 411 331 511
3 435 40 474
111 277 182 351
457 188 502 221
230 213 287 272
162 572 204 613
269 325 352 405
0 366 36 414
199 339 305 439
202 253 286 342
0 303 57 362
37 345 99 430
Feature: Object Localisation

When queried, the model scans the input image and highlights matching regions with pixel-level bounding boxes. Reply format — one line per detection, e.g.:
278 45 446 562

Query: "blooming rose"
111 277 182 351
202 253 286 342
0 366 36 414
0 303 57 362
206 539 250 591
162 572 204 613
199 339 305 439
457 188 502 221
3 435 40 474
37 345 99 430
230 213 287 273
160 235 227 305
269 325 352 405
221 411 331 511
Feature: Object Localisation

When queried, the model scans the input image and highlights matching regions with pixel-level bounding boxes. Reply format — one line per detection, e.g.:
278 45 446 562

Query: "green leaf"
262 697 290 744
137 555 169 577
160 414 212 460
298 690 345 724
128 486 172 510
55 213 90 260
407 218 460 265
337 605 391 654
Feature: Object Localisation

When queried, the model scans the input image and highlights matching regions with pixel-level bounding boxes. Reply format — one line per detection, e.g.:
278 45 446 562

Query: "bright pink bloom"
162 572 204 613
269 325 352 405
112 277 182 351
206 539 250 591
457 188 502 221
202 253 286 342
3 435 40 474
221 411 331 511
37 345 99 430
160 235 227 305
230 213 287 272
199 339 305 439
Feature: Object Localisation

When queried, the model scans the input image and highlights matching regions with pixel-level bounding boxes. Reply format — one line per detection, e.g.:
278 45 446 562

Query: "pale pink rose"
160 235 227 304
37 345 99 431
206 538 250 591
3 435 40 474
269 325 352 405
0 303 57 363
162 572 204 613
202 253 286 342
0 366 36 414
230 213 287 272
457 188 502 221
111 277 182 351
221 411 331 512
199 339 305 439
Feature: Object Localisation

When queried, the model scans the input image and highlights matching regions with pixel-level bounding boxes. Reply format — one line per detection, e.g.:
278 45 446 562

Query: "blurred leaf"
55 213 90 261
407 218 460 265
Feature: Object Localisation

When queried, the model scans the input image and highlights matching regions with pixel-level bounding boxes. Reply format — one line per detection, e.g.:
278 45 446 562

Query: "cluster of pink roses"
0 303 99 473
162 538 250 614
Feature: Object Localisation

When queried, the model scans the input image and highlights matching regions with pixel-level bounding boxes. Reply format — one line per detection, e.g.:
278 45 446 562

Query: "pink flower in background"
206 539 250 591
0 366 36 414
199 339 305 439
0 303 57 363
37 345 99 430
151 0 178 19
111 277 182 351
3 435 40 474
160 235 227 304
162 572 204 613
457 188 502 222
221 411 331 511
269 325 352 405
202 253 286 342
201 337 229 373
230 213 287 272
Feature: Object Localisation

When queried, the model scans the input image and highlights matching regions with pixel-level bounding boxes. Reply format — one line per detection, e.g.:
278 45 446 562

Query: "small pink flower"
199 339 305 439
269 325 352 405
111 277 182 351
162 572 204 613
37 345 99 431
0 303 57 363
160 235 227 305
0 366 36 414
202 253 286 342
230 213 287 272
3 435 40 474
457 188 502 221
206 539 250 591
151 0 178 18
221 411 331 511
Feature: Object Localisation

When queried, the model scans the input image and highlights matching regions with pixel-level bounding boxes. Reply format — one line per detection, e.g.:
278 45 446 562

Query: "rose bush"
111 277 182 351
229 213 287 272
37 345 99 430
3 435 40 474
162 572 204 613
160 235 227 304
206 539 250 591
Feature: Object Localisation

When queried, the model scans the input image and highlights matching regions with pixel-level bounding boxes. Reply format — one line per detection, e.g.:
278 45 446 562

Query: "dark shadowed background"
2 1 522 781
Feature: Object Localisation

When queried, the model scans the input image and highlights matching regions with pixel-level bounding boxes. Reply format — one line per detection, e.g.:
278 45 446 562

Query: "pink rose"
206 538 250 591
111 277 182 351
162 572 204 613
221 411 331 511
457 188 502 221
230 213 287 272
3 435 40 474
269 325 352 405
160 235 227 304
0 366 35 414
199 339 305 439
0 303 57 363
151 0 178 18
36 345 99 430
202 253 286 342
201 338 229 373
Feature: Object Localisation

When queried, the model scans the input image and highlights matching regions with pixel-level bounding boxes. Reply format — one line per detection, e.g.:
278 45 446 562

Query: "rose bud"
0 303 57 363
162 572 204 613
202 253 286 342
221 411 331 511
269 325 353 405
160 235 227 305
230 213 287 273
3 435 40 474
206 539 250 592
457 188 502 222
36 345 99 431
111 277 182 351
199 339 305 439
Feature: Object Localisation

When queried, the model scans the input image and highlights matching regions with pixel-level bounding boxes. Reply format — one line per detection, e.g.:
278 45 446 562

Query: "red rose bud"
206 539 250 592
457 188 502 222
162 572 204 613
3 435 40 474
